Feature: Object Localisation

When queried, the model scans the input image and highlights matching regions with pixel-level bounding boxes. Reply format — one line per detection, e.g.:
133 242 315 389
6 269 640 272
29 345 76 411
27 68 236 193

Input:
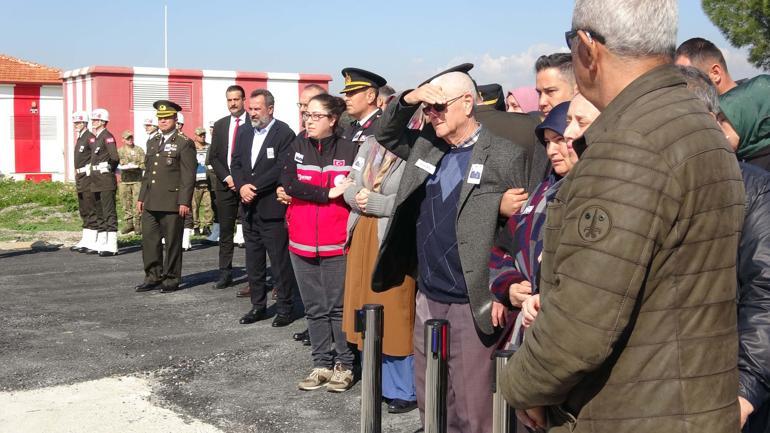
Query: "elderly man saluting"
500 1 746 432
372 64 534 433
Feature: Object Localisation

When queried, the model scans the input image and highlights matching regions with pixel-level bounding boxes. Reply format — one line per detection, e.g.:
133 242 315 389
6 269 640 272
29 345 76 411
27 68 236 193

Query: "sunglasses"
423 94 465 114
565 29 606 50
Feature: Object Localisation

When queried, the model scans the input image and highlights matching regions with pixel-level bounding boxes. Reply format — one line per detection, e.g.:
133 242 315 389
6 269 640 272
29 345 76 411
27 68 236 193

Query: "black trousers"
94 190 117 232
141 209 184 286
214 188 239 270
242 208 297 315
77 190 99 230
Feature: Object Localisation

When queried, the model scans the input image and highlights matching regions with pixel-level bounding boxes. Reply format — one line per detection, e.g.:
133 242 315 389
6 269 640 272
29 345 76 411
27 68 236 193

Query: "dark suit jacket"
89 129 120 192
373 97 533 338
231 118 296 220
209 113 247 191
476 105 550 192
139 131 197 212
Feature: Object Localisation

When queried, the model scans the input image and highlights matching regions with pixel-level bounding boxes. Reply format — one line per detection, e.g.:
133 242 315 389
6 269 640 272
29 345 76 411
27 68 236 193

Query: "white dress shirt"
227 111 248 169
250 118 275 169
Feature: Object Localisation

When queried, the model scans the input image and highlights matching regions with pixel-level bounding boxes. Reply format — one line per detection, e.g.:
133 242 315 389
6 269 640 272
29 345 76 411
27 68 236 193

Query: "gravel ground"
0 242 421 433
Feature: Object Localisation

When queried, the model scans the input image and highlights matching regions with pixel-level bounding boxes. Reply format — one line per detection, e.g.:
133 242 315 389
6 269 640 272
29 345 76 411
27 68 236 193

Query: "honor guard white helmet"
71 111 89 123
91 108 110 122
177 112 185 124
143 117 158 127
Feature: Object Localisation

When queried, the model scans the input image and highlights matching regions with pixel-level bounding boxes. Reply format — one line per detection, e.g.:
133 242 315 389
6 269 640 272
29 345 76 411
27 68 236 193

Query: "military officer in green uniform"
117 130 146 234
89 108 121 256
340 67 387 144
70 111 99 253
134 100 196 293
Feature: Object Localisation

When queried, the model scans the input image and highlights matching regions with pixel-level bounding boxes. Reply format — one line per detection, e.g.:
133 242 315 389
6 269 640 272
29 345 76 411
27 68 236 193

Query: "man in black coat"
70 111 98 253
209 85 248 289
134 100 196 293
231 89 298 327
89 108 120 256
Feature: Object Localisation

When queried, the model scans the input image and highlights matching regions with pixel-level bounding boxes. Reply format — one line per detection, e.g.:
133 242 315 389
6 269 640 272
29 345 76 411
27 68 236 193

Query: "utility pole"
164 5 168 68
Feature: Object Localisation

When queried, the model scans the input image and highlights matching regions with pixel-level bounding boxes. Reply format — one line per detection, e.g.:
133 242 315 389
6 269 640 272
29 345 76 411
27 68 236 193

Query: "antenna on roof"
164 5 168 68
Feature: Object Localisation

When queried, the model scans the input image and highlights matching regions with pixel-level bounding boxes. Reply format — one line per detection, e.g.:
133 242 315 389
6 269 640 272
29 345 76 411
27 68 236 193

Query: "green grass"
0 180 83 232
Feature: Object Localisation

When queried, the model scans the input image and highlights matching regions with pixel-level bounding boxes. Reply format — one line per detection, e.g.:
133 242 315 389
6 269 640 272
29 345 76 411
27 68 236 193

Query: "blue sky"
4 0 765 93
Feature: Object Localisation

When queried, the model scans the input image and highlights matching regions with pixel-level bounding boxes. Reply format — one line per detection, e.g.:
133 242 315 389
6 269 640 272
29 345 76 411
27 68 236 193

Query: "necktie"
229 117 240 165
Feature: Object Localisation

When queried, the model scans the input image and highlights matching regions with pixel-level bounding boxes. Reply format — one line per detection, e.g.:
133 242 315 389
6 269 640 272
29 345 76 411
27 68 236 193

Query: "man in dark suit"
231 89 298 327
476 83 550 204
372 65 536 433
209 85 248 290
134 100 196 293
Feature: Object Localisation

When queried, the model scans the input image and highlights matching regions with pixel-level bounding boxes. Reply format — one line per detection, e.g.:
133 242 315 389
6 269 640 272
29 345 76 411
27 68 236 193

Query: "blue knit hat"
535 101 571 145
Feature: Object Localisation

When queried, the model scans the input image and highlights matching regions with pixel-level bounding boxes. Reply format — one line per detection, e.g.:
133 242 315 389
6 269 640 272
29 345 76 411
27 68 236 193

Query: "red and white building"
61 66 332 181
0 55 64 182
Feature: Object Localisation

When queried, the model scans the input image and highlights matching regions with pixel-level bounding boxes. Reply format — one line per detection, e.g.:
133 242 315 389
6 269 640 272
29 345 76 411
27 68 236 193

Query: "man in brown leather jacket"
501 1 746 432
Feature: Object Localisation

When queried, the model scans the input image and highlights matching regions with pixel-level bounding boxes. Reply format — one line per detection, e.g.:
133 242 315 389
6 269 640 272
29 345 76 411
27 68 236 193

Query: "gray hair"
572 0 678 59
677 65 720 114
249 88 275 107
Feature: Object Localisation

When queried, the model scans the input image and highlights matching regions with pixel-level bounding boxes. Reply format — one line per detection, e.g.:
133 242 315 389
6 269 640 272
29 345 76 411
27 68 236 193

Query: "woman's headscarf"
719 75 770 159
507 87 539 113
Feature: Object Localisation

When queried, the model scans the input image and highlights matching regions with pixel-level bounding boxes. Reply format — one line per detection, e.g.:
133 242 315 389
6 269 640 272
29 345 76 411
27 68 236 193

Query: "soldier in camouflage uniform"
118 130 146 234
191 127 213 235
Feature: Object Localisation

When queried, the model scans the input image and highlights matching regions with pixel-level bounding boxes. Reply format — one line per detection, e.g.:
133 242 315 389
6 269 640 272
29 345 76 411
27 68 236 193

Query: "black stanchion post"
356 304 383 433
493 350 516 433
424 319 449 433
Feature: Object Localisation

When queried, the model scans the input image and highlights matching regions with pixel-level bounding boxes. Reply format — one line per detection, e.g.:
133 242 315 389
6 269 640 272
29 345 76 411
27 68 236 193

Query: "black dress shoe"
387 399 418 414
135 281 162 292
98 251 118 257
239 308 267 324
160 284 181 293
212 272 232 290
85 249 99 255
271 314 293 327
293 329 309 341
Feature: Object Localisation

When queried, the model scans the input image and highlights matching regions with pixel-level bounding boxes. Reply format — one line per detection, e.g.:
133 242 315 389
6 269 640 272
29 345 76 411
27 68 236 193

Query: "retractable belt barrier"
355 304 384 433
493 350 516 433
424 319 449 433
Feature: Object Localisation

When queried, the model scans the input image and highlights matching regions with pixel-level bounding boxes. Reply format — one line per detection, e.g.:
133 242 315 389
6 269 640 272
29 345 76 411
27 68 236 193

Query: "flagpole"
164 5 168 68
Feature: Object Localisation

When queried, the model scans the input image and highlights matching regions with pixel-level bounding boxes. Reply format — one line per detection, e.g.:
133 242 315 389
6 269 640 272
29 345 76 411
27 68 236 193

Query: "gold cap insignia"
344 73 352 84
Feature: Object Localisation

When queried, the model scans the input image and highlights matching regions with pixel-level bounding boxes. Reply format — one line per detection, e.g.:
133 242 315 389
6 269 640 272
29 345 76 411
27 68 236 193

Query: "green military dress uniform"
118 143 146 233
138 100 196 291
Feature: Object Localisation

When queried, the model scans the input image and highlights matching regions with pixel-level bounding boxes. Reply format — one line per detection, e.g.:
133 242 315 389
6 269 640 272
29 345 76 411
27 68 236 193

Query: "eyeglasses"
422 94 465 114
302 112 332 121
565 29 606 50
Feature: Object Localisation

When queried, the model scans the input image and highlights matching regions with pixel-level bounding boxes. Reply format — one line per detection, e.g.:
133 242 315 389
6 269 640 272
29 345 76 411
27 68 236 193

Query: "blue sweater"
416 145 474 304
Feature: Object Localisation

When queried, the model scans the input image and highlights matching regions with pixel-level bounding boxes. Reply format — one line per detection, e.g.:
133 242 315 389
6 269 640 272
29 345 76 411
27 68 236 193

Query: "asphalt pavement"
0 242 421 433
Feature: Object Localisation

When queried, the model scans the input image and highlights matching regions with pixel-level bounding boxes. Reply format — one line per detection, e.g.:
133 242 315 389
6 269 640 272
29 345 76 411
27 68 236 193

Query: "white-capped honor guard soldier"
70 111 99 253
144 117 159 143
134 100 196 293
89 108 120 256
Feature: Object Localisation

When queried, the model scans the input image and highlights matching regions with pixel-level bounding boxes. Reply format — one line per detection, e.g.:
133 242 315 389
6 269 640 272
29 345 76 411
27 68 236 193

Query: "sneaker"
298 367 333 391
325 363 354 393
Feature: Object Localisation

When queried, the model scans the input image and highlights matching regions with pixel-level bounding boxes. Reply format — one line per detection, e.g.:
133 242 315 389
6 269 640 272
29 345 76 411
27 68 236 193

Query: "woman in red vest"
281 94 359 393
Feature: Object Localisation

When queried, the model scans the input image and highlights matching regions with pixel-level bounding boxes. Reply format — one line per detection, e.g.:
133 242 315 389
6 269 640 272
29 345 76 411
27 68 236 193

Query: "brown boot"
236 286 251 298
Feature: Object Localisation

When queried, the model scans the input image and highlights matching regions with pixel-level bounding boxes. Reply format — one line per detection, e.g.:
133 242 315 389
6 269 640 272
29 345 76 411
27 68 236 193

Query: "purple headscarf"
507 87 539 113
